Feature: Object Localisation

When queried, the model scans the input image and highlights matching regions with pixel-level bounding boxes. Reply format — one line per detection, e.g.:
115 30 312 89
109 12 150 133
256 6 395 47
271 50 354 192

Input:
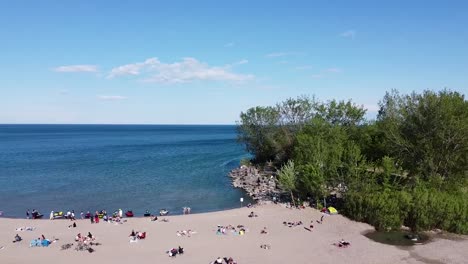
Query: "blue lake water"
0 125 251 218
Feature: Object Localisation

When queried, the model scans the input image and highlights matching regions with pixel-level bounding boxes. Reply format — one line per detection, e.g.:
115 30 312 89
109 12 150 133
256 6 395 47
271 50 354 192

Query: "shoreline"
0 164 263 220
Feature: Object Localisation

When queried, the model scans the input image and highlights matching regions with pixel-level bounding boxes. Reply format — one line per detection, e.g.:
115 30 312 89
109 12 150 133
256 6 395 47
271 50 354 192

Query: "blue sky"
1 0 467 124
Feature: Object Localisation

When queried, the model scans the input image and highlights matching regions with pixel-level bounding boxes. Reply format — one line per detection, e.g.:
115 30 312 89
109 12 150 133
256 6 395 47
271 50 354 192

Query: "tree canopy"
237 90 468 234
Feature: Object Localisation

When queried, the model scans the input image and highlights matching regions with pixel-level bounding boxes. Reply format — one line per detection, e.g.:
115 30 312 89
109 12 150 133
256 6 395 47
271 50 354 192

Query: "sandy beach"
0 204 466 264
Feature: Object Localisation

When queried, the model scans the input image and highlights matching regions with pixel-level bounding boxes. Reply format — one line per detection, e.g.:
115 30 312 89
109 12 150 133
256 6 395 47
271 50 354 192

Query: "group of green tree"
237 90 467 234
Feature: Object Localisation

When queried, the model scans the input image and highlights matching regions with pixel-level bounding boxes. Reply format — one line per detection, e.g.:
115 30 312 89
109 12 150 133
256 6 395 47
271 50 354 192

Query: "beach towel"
30 239 40 247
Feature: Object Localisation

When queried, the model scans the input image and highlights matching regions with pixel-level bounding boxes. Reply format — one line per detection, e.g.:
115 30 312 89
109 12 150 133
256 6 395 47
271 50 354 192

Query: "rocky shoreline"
229 165 280 201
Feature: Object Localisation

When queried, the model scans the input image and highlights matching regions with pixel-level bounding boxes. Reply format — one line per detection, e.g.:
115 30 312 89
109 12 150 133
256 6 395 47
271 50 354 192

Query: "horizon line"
0 123 237 126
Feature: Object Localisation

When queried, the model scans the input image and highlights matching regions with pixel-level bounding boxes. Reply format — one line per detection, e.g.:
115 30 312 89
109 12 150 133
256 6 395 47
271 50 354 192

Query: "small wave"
220 155 250 168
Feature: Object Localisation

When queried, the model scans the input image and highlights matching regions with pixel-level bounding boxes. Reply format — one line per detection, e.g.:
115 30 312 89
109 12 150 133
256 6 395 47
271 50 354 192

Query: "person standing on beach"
26 209 30 219
90 214 94 224
80 211 84 219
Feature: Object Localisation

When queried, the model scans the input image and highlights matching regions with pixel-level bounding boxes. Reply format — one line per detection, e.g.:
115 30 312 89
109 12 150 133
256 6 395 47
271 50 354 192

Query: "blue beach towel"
30 239 41 247
41 240 50 247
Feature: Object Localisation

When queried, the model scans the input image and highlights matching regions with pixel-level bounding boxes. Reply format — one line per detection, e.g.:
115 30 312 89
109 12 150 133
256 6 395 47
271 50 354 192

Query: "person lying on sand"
333 239 351 248
13 234 22 243
167 247 181 257
213 257 223 263
223 257 237 264
283 221 303 227
260 244 271 249
137 232 146 239
68 222 77 229
176 230 195 237
248 211 258 217
151 216 158 221
15 227 35 232
260 227 268 234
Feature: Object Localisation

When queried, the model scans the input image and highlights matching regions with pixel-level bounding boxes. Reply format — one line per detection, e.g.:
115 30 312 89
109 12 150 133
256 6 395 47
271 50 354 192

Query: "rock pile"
229 165 279 201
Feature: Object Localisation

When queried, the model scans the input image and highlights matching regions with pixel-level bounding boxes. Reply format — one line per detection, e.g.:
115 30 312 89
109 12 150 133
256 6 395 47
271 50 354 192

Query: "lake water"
0 125 251 217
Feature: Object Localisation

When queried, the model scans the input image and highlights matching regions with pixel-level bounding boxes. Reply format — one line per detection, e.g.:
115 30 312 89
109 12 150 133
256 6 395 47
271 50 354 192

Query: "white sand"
0 204 466 264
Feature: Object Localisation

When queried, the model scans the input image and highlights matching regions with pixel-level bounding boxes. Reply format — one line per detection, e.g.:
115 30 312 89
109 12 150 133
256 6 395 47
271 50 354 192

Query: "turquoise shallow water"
0 125 251 218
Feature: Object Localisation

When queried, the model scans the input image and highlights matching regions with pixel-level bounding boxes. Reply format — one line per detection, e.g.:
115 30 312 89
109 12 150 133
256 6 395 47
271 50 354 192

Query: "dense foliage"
237 90 468 234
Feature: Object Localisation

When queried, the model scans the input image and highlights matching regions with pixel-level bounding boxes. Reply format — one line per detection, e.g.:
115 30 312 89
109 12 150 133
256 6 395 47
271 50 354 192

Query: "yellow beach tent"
328 207 338 214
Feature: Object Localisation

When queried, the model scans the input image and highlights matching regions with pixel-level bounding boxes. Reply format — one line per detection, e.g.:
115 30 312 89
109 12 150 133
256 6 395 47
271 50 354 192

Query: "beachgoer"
90 215 94 224
320 215 324 223
130 230 136 237
26 209 30 219
87 232 93 239
178 246 184 254
13 234 22 243
169 248 178 257
80 211 84 219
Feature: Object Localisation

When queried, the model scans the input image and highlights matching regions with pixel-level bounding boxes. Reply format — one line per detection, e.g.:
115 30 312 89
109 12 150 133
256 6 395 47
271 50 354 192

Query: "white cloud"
310 68 341 78
224 42 235 47
98 95 127 101
107 58 157 78
326 68 341 73
54 65 98 73
226 59 248 68
265 51 304 58
234 59 248 65
108 57 253 83
340 30 356 38
265 52 289 58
